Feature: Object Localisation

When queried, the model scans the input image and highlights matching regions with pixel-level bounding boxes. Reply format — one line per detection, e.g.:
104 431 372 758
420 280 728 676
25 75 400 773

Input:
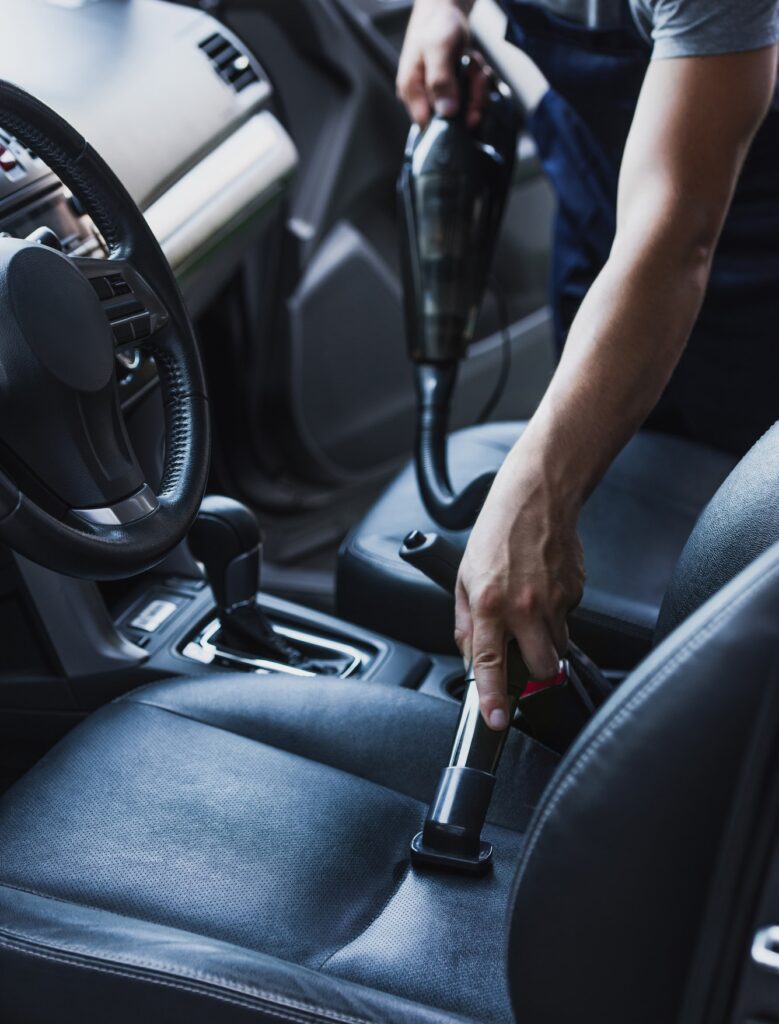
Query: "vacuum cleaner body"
397 62 521 529
398 65 520 365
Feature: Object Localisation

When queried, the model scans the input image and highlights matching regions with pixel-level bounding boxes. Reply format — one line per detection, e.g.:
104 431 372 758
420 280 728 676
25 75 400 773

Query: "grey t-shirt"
630 0 779 60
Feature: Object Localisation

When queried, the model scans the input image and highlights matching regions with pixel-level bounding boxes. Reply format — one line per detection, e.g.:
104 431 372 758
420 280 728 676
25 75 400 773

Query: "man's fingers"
470 607 509 730
397 57 432 126
507 609 561 682
547 615 570 666
466 51 491 128
454 578 473 668
425 37 461 118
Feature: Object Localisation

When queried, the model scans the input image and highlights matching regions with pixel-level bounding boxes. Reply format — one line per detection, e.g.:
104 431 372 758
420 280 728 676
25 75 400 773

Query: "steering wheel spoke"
72 255 170 352
70 482 159 527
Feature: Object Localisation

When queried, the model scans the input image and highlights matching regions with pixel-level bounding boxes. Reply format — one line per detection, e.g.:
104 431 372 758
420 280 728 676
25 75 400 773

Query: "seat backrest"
655 421 779 643
507 540 779 1024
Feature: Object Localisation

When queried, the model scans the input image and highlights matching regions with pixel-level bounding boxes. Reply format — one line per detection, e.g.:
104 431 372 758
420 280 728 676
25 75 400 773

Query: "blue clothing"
501 1 779 454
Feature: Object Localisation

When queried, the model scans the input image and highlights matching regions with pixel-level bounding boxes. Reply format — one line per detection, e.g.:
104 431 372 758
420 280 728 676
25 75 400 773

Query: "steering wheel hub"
1 239 114 392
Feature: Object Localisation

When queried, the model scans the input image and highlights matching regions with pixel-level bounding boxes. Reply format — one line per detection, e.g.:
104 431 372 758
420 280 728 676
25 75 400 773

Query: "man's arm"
456 46 778 728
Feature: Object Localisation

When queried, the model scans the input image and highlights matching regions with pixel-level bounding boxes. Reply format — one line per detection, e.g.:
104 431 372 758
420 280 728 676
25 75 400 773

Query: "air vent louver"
199 32 260 93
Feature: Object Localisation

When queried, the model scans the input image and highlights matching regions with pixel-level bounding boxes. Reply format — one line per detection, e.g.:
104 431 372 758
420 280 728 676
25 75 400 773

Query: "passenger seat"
337 423 737 669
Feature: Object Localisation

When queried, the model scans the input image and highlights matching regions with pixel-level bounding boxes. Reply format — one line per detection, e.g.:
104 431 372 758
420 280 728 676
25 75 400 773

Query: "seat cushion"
337 423 736 668
0 674 558 1024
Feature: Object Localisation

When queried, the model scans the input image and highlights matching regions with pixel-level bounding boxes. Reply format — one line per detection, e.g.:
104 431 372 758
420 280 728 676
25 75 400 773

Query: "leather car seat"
337 423 737 668
1 426 777 1024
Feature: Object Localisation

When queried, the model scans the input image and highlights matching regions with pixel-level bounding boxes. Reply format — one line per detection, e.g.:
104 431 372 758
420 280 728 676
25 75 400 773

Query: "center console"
114 574 429 689
2 492 464 741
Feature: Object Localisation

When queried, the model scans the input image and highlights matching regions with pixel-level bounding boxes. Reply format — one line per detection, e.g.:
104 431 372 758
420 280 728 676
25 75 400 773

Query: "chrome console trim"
181 618 370 679
752 926 779 972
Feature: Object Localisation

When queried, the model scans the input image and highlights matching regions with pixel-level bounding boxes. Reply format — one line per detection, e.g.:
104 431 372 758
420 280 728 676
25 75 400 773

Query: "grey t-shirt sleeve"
632 0 779 60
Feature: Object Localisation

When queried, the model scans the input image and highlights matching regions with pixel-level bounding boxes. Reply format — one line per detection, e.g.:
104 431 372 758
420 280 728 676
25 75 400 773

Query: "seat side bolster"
0 884 470 1024
506 541 779 1024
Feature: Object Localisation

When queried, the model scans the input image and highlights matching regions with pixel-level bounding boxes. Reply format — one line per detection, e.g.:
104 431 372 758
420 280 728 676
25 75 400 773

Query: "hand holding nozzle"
401 529 601 875
410 643 530 874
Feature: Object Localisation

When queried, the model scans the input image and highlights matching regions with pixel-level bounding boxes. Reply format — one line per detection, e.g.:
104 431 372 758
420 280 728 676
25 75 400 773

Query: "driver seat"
1 427 777 1024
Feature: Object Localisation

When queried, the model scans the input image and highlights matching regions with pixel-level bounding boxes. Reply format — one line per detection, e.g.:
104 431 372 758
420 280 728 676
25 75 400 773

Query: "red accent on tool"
521 668 567 699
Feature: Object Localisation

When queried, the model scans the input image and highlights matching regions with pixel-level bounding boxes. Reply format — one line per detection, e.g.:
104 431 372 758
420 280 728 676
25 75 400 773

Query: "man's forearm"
508 228 713 512
499 48 776 516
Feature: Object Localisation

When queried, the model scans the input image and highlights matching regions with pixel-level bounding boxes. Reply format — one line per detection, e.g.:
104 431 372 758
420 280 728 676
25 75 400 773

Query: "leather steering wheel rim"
0 80 210 579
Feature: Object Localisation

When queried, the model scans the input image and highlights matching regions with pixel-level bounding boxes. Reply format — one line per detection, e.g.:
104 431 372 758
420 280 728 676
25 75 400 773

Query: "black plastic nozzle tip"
409 831 493 876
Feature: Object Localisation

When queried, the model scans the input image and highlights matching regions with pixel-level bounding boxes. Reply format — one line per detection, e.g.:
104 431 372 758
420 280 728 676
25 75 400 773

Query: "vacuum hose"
415 363 497 530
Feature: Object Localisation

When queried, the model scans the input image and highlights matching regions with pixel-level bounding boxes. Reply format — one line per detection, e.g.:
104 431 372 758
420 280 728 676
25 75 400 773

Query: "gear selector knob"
188 495 319 670
188 495 262 614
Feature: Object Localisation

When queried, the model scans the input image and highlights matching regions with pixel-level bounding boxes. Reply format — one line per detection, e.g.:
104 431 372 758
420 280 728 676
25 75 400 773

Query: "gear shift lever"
189 496 262 612
188 496 309 668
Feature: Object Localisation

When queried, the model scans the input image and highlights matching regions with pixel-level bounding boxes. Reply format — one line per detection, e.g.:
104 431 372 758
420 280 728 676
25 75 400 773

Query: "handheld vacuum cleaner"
398 55 519 531
397 60 611 876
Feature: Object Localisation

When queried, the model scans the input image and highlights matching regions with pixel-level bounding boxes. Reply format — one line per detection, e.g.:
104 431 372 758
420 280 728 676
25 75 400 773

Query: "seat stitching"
514 559 779 889
122 697 429 809
0 914 374 1024
0 934 365 1024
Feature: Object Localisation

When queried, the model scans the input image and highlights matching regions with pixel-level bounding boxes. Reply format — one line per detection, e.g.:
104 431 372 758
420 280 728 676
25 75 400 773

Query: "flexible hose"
414 363 496 531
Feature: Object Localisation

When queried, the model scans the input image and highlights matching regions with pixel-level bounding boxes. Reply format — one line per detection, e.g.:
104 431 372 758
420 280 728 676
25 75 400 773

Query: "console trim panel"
181 617 370 679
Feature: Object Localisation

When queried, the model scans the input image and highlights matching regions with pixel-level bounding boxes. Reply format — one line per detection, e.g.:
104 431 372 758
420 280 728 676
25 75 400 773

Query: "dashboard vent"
199 32 259 93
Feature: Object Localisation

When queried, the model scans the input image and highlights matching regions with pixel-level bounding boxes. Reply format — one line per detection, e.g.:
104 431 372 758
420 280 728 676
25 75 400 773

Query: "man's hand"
396 0 489 127
454 438 584 729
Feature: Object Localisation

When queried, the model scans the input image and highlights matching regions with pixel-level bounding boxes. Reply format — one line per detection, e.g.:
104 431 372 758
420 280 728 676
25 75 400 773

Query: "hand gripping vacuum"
398 57 520 530
401 530 607 875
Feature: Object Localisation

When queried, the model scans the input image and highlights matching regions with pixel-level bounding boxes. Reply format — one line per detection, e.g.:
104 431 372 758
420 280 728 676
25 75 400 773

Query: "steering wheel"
0 81 210 580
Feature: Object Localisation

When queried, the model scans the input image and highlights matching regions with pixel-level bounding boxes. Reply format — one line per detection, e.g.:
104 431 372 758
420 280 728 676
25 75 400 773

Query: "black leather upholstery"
337 423 735 667
0 674 557 1024
2 544 778 1023
655 422 779 642
509 541 779 1023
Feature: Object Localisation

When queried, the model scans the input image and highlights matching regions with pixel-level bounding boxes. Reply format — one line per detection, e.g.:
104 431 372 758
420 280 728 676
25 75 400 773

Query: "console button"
107 273 131 296
90 276 113 300
130 598 178 633
112 320 134 344
131 312 151 340
0 147 17 172
108 295 144 319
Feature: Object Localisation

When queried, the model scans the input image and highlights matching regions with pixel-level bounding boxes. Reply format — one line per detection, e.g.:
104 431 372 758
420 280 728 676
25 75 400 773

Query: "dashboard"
0 0 298 410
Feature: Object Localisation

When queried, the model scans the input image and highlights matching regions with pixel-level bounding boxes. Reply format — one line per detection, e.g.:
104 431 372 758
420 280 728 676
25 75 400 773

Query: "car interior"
0 1 778 1022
